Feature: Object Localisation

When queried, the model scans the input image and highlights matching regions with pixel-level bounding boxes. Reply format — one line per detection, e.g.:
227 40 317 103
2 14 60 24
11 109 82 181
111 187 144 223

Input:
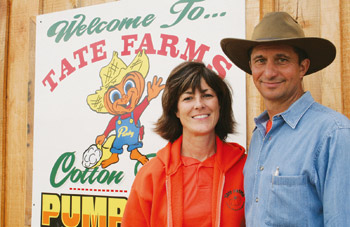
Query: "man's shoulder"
308 102 350 128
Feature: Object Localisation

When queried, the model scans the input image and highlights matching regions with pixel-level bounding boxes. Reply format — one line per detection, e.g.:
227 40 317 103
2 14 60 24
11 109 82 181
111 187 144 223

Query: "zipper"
215 174 225 227
166 176 173 227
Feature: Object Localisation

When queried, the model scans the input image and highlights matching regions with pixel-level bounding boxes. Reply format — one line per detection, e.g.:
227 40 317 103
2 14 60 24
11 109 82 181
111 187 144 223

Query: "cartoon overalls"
111 112 143 154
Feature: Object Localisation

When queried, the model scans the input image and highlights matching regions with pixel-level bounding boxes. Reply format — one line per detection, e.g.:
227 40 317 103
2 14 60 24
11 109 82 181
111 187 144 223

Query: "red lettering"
211 55 232 78
42 69 58 92
42 40 107 92
73 46 88 68
59 58 76 81
121 34 138 55
135 33 156 54
180 38 210 61
90 40 107 63
157 34 179 57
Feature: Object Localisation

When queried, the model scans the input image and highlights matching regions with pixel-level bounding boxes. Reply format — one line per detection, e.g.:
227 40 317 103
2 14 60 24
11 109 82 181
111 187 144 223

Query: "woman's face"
176 78 220 138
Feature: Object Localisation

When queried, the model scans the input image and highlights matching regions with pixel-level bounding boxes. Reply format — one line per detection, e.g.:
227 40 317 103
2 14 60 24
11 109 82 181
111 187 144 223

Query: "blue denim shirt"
244 91 350 226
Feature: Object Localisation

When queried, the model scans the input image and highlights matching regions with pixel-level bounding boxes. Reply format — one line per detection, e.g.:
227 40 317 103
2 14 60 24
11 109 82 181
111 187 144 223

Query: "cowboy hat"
221 12 336 75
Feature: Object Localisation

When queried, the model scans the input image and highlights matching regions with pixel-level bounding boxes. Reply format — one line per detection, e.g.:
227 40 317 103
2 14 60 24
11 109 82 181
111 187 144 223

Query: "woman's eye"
124 79 136 94
109 89 122 103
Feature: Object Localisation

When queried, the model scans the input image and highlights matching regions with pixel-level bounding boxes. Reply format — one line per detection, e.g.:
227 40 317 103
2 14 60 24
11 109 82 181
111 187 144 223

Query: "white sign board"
32 0 245 226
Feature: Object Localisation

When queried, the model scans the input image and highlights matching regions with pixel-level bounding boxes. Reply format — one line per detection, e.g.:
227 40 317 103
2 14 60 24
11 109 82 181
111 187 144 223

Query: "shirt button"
259 166 264 171
255 197 259 203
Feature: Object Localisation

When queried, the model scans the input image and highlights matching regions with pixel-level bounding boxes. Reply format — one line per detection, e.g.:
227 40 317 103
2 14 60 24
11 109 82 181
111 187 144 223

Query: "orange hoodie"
122 136 246 227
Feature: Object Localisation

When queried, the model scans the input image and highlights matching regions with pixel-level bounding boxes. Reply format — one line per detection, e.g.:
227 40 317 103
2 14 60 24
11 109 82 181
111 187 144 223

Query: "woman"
122 61 246 227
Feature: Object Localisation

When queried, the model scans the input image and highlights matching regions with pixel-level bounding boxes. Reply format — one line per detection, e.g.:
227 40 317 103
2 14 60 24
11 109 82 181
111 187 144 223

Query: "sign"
32 0 245 226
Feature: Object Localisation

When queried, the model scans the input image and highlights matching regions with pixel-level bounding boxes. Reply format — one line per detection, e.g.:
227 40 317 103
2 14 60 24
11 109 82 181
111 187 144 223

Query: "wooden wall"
0 0 349 226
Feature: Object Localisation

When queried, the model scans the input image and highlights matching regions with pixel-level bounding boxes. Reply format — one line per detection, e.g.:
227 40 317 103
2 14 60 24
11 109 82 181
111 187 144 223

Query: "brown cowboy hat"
221 12 336 75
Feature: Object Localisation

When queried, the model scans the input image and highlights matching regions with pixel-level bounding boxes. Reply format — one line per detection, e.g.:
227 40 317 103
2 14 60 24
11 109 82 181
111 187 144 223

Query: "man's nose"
264 61 278 78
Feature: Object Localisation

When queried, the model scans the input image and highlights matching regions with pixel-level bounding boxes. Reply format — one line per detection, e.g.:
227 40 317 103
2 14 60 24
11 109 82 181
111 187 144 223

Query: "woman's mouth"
193 114 210 119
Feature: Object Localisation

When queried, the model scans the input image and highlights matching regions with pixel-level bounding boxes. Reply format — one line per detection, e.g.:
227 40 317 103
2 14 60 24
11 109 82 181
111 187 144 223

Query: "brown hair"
154 61 236 142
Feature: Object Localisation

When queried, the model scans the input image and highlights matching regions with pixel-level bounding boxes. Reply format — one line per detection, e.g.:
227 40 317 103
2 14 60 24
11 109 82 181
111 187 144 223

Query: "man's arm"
317 127 350 226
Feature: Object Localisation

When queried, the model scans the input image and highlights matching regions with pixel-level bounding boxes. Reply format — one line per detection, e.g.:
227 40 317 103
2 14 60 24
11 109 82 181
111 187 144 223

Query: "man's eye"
255 59 265 64
278 58 288 63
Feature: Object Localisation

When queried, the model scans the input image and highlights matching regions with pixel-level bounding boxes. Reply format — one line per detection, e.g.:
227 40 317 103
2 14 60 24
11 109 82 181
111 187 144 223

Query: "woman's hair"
154 61 236 142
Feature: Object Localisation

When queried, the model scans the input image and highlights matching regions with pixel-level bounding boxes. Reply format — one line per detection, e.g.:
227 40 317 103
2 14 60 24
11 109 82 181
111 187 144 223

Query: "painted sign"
32 0 245 226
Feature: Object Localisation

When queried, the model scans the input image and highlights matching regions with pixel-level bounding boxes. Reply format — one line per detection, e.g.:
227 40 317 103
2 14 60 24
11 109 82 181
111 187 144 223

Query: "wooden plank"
0 0 9 226
78 0 118 7
42 0 79 13
25 15 37 227
245 0 264 148
341 0 350 118
5 0 39 226
320 1 342 112
41 0 118 13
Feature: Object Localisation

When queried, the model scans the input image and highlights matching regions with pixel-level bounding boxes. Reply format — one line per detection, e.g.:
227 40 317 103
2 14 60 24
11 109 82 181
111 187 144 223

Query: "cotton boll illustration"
82 136 114 168
82 145 102 168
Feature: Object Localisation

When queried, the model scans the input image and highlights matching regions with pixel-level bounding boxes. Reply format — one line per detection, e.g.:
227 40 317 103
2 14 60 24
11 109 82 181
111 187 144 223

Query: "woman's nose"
194 97 204 109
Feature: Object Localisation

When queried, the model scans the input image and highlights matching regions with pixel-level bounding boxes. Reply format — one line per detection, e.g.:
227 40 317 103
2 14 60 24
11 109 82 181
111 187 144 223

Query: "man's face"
249 44 310 106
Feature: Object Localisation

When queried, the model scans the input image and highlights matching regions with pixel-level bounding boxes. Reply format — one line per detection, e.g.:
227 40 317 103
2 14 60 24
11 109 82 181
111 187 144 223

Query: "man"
221 12 350 226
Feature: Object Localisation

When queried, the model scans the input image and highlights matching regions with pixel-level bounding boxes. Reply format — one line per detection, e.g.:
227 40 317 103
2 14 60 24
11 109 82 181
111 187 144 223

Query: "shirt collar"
255 91 315 129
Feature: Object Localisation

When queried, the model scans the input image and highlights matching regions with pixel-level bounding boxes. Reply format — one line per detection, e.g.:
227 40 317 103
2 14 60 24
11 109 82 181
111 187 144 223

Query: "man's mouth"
261 81 283 88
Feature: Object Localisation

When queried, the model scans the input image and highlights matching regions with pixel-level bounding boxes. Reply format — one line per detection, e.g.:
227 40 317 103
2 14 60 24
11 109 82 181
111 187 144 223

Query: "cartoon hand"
147 76 165 102
96 134 106 145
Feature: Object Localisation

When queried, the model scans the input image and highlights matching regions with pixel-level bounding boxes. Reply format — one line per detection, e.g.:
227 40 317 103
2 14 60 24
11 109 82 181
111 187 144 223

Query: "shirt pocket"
264 175 309 227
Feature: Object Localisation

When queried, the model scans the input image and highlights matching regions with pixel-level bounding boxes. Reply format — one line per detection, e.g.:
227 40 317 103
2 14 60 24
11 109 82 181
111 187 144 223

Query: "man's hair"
292 46 308 64
154 61 236 142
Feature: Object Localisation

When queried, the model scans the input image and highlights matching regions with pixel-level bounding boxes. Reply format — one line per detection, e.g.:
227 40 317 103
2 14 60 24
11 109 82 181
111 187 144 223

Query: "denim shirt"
244 91 350 226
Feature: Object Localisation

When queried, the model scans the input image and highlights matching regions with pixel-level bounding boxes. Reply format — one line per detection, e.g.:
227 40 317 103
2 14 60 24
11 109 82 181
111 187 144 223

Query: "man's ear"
300 58 310 78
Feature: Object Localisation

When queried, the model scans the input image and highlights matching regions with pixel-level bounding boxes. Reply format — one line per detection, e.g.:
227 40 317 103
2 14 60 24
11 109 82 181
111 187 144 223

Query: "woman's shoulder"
222 141 246 156
136 155 165 177
132 155 167 189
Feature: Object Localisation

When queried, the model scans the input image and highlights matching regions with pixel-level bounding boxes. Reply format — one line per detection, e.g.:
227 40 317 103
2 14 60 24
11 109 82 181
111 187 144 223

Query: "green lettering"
161 0 204 28
47 14 86 43
108 171 124 184
50 152 125 187
50 152 75 188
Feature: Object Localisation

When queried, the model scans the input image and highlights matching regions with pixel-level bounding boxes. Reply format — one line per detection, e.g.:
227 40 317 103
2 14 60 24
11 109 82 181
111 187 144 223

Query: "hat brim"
221 37 336 75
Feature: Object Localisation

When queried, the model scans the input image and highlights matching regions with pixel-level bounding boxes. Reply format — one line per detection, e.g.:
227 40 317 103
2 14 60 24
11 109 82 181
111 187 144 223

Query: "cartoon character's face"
104 71 145 115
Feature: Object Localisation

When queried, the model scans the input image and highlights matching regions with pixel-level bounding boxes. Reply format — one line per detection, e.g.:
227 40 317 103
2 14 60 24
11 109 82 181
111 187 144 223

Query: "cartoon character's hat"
221 12 336 75
87 50 149 113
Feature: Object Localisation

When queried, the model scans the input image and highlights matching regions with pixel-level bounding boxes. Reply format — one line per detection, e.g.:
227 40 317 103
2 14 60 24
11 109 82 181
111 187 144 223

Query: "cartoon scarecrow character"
85 51 164 168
